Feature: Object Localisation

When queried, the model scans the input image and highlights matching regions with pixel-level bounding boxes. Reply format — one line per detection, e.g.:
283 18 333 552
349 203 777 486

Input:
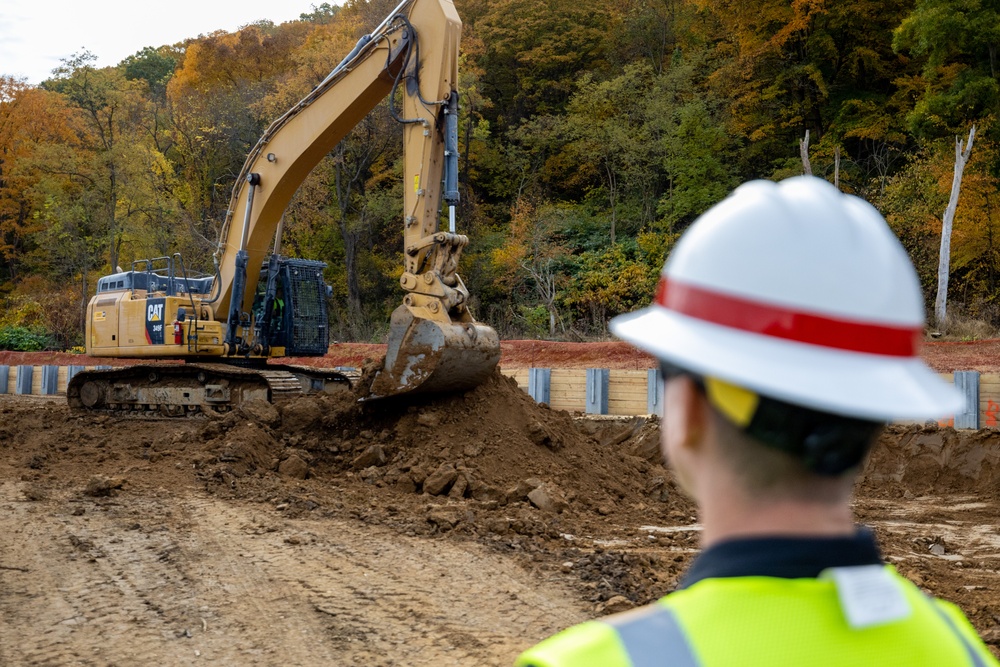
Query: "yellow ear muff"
704 377 759 428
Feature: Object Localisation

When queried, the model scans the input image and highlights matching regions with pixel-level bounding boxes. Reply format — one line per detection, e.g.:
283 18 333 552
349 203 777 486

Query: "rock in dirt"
601 595 635 614
507 477 543 503
417 411 441 428
427 506 461 530
647 476 670 502
353 444 387 470
630 427 661 462
448 473 469 499
471 483 503 503
279 455 309 480
22 483 47 501
280 398 322 430
527 420 559 449
84 475 124 497
240 399 280 428
528 484 568 513
423 463 458 496
395 474 417 493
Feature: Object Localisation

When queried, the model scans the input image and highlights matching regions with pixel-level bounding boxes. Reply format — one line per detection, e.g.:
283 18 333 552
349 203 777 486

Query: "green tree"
894 0 1000 139
563 63 661 244
44 52 153 272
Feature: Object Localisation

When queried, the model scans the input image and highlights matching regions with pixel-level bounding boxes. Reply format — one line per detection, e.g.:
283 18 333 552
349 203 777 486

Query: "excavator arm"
213 0 499 397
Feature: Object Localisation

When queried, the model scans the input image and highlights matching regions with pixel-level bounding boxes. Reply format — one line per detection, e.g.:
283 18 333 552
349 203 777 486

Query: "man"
516 177 998 666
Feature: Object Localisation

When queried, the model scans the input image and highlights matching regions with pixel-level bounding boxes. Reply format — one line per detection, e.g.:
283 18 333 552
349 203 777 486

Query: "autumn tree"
491 198 571 335
462 0 614 132
0 77 79 284
167 22 310 232
698 0 914 180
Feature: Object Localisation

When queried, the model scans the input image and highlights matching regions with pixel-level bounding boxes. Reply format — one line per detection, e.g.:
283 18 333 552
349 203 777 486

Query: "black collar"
680 528 883 589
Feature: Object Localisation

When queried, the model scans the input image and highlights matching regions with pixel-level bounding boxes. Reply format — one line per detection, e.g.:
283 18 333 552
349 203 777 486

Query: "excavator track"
67 363 352 419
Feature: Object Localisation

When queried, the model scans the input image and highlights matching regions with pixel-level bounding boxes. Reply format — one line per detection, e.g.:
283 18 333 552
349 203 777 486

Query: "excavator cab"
250 258 330 356
251 257 329 357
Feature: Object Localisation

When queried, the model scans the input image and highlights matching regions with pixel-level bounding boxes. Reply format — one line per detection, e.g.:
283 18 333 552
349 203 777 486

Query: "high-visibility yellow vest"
517 566 998 667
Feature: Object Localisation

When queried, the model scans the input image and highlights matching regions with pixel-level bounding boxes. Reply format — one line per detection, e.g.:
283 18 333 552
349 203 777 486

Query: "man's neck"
698 492 855 548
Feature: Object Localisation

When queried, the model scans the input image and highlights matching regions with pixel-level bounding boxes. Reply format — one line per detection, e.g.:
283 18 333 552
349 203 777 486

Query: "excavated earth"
2 366 1000 663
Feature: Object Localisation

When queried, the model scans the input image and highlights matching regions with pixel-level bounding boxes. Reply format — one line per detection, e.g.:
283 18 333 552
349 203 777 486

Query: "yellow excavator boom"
215 0 499 397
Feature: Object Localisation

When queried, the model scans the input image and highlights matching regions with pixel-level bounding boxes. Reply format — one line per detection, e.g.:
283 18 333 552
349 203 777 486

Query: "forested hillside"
1 0 998 349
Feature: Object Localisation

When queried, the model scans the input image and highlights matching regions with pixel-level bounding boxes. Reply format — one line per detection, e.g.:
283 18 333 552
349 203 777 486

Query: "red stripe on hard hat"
656 278 920 357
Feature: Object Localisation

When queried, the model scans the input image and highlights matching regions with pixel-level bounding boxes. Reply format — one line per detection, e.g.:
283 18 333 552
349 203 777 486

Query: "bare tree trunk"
834 146 840 189
935 125 976 330
81 267 88 345
799 130 813 176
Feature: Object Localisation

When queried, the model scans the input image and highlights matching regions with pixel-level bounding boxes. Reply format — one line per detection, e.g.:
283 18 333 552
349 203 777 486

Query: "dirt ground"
8 336 1000 371
2 362 1000 664
0 339 657 371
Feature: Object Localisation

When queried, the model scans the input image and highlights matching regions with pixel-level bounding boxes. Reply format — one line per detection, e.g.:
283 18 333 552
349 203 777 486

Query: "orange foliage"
0 78 79 269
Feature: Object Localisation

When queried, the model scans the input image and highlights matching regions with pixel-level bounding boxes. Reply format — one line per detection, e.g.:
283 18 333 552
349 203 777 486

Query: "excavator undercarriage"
67 363 352 418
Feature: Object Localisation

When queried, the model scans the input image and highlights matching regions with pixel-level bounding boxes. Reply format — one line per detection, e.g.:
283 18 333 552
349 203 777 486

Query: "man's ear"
668 376 706 448
661 375 709 498
662 374 708 463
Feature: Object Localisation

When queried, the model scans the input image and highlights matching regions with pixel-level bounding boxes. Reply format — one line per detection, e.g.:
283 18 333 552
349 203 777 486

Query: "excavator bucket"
368 305 501 399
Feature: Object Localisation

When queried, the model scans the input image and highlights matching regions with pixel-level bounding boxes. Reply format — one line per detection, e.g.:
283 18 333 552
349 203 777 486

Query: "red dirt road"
4 337 995 371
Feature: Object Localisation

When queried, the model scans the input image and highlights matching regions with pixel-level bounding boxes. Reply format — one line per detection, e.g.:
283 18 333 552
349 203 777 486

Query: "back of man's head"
613 176 961 491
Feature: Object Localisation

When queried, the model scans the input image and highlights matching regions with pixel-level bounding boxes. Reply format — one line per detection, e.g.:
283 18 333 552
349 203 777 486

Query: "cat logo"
147 303 164 322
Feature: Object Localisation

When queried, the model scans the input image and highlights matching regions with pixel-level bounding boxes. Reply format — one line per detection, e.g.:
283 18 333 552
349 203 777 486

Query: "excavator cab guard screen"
252 258 330 356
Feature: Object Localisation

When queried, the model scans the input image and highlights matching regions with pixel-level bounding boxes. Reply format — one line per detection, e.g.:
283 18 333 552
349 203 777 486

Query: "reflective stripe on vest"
602 604 700 667
601 597 988 667
929 600 988 667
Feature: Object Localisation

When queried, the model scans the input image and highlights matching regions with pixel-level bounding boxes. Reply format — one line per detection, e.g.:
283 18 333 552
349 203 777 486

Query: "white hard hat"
611 176 963 421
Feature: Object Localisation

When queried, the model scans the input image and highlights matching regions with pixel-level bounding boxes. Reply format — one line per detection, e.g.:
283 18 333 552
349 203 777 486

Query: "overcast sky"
1 0 317 84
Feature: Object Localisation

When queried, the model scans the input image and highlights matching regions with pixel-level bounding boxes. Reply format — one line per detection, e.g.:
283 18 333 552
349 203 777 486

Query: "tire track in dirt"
178 496 589 665
0 482 199 666
0 482 588 665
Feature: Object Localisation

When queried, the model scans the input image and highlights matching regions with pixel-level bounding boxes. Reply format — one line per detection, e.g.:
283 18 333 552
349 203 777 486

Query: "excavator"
67 0 500 416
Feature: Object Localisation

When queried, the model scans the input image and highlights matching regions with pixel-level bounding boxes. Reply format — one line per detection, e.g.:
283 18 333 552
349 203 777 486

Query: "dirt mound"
196 372 686 524
182 371 693 606
862 425 1000 497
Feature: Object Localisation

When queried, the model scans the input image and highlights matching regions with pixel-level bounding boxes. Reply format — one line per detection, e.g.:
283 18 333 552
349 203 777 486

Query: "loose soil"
3 365 1000 663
